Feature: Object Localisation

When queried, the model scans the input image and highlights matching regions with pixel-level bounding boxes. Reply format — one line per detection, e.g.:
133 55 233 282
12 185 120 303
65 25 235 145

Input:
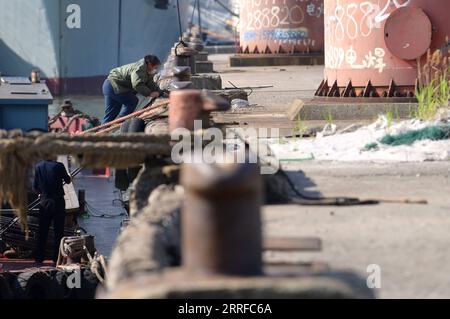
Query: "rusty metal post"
181 162 263 276
169 90 205 133
316 0 450 100
169 90 231 133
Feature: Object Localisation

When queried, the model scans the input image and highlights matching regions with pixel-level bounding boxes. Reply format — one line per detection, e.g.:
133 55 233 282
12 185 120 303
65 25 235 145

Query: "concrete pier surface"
263 161 450 299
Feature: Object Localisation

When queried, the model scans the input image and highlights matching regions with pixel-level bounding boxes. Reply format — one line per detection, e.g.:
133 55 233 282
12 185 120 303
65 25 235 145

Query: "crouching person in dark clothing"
33 158 72 264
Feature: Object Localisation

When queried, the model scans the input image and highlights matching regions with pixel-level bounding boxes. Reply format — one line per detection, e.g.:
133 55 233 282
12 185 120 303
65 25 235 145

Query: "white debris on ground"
231 99 250 110
269 113 450 163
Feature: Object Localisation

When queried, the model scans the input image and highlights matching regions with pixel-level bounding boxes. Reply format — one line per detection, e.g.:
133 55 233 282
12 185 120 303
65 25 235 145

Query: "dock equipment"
0 79 52 131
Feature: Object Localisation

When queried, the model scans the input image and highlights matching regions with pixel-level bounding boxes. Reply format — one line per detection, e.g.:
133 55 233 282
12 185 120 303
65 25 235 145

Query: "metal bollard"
167 66 194 92
169 90 231 133
169 90 204 132
172 66 191 82
181 162 263 276
172 43 197 75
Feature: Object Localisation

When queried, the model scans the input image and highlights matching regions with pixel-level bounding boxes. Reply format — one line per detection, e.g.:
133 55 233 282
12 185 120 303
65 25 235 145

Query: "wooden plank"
264 237 322 252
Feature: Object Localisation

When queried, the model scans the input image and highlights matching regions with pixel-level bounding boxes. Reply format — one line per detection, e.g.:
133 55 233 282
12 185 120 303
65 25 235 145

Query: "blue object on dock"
0 81 53 132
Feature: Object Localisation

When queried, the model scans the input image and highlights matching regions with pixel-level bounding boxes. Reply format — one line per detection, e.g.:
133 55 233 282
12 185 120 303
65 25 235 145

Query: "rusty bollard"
169 90 230 133
181 162 263 276
172 43 197 75
169 90 205 132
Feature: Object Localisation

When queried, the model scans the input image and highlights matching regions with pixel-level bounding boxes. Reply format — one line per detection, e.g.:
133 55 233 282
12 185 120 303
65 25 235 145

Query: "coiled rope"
57 236 107 284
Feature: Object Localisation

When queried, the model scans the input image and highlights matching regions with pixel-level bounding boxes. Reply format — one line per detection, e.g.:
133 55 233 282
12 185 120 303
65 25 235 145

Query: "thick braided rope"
0 131 173 230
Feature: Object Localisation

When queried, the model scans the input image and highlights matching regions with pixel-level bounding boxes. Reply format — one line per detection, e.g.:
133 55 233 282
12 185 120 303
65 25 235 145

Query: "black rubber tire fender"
121 117 145 134
71 268 99 300
126 118 145 182
54 270 75 299
120 119 132 133
12 271 63 299
0 274 13 300
116 118 145 190
126 118 146 133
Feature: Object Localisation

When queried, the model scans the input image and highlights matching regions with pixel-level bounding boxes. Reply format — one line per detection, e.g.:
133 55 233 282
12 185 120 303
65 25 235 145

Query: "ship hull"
0 0 190 95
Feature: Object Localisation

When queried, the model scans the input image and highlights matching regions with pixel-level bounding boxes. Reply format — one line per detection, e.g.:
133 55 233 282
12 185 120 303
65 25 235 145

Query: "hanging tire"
71 268 99 299
12 271 63 299
120 119 132 134
121 118 145 134
54 270 75 299
0 275 13 299
126 118 146 133
116 118 145 190
126 118 145 183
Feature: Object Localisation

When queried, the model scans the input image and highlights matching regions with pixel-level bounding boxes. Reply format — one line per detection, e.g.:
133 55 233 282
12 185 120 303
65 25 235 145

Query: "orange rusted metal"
169 90 205 132
239 0 324 54
317 0 450 99
168 90 231 132
181 162 263 276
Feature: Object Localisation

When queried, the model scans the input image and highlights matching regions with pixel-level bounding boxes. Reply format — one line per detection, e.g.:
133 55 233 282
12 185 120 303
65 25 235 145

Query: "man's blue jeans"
102 79 139 124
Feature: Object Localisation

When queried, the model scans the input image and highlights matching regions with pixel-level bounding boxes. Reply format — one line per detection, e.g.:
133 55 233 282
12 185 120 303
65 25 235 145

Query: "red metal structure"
316 0 450 100
238 0 324 54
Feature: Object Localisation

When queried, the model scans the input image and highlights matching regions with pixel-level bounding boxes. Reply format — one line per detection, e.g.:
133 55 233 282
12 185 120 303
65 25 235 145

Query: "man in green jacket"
102 55 162 124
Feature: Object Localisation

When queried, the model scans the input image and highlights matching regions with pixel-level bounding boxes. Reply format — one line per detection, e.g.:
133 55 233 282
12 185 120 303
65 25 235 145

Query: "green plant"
324 110 334 125
292 114 308 139
386 111 392 131
437 72 450 107
415 49 450 120
394 107 400 122
415 80 438 120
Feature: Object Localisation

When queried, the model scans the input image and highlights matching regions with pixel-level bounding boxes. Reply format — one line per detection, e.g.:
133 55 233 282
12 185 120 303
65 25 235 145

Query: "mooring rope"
0 131 173 230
